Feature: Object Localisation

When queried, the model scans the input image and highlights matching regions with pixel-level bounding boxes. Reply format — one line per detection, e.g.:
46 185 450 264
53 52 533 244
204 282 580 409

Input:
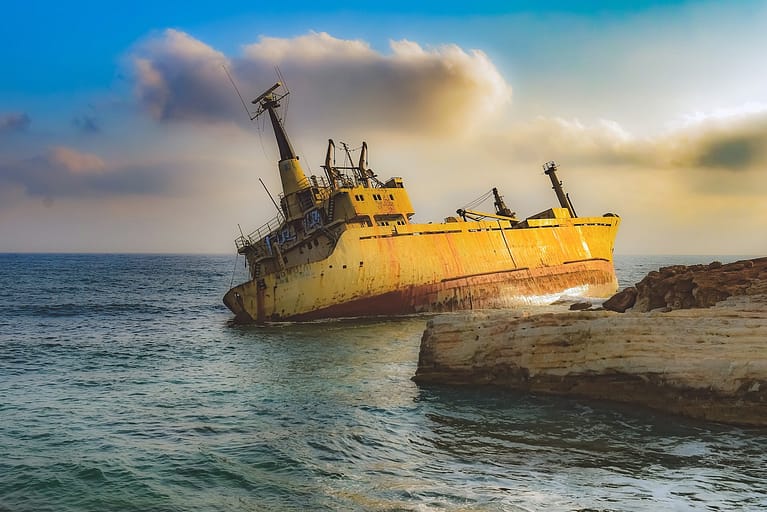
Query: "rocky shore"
413 257 767 427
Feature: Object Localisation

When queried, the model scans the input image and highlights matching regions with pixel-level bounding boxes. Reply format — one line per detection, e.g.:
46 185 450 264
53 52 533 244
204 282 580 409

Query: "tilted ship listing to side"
223 83 621 323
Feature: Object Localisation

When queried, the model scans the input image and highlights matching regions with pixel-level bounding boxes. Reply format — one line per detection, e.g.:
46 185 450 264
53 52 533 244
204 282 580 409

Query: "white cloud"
494 106 767 177
243 32 375 62
132 29 234 123
131 30 511 135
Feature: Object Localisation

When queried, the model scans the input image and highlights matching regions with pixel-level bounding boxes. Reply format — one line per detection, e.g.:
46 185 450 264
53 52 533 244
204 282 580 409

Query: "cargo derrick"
224 83 620 323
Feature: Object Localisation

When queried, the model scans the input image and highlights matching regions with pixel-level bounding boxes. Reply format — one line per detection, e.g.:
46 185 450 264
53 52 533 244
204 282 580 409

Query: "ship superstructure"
223 83 620 322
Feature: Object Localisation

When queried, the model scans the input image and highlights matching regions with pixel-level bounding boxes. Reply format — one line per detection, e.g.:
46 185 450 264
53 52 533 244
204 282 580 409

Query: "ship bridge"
234 83 415 281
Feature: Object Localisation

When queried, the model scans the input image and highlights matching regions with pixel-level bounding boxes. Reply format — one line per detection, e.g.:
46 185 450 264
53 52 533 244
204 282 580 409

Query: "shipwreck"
223 83 620 322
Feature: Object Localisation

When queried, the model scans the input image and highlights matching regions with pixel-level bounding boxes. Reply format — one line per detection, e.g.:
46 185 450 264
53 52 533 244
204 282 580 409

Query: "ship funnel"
543 161 577 217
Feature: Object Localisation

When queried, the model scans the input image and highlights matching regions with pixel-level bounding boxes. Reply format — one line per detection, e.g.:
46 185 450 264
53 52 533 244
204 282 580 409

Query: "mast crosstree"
251 82 296 161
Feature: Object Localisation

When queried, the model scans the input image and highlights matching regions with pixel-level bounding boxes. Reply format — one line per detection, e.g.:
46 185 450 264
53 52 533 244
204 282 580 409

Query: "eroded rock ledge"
413 258 767 427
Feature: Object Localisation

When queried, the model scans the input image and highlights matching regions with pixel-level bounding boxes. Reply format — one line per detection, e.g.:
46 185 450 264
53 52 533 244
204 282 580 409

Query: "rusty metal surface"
227 258 617 323
289 258 617 321
224 214 620 323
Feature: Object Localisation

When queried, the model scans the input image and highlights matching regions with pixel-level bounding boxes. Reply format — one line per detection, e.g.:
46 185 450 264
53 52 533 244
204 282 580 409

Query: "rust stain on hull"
226 258 617 323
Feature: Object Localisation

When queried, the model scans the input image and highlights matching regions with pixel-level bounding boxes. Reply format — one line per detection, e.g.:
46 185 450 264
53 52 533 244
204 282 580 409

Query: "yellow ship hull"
224 212 620 322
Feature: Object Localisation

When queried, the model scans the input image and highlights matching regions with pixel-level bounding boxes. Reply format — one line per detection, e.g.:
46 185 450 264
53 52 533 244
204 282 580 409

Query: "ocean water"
0 253 765 512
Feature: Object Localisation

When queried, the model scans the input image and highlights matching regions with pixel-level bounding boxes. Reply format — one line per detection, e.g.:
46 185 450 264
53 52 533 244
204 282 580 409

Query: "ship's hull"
224 213 620 322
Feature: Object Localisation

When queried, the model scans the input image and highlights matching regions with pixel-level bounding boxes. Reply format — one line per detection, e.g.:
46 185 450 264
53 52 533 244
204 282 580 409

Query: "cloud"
72 115 101 134
673 113 767 171
132 29 234 123
0 112 31 133
131 30 511 135
489 117 652 169
49 146 106 174
494 107 767 176
0 146 172 199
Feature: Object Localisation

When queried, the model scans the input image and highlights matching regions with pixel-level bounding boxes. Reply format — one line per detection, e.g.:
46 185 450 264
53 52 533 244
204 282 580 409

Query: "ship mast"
492 187 514 217
251 83 308 220
252 83 296 161
542 161 577 218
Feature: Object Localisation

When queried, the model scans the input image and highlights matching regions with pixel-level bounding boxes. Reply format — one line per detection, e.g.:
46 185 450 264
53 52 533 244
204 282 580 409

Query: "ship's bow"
223 284 256 323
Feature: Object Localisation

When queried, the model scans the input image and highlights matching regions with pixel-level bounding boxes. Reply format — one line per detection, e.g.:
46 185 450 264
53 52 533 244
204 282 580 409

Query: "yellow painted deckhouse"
223 83 621 322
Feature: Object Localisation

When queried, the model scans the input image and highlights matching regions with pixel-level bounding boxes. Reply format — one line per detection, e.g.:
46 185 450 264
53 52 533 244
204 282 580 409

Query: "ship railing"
235 214 284 252
276 175 335 208
301 174 337 193
310 175 335 201
307 173 364 193
276 174 369 208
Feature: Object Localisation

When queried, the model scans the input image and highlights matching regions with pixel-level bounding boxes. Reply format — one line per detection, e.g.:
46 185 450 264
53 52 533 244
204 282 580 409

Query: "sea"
0 253 765 512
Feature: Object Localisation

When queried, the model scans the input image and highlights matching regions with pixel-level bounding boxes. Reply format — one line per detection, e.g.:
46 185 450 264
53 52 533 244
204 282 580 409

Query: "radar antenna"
250 82 295 161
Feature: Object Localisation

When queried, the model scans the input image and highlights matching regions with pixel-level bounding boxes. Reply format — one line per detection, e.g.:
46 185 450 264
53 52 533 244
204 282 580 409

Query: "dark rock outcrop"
568 301 593 311
626 257 767 312
602 286 637 312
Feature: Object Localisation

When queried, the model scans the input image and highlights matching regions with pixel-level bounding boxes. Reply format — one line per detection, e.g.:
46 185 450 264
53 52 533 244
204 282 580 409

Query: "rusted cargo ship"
223 83 620 322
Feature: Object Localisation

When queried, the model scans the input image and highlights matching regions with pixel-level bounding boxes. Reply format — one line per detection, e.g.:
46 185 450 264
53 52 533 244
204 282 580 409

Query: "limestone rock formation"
414 258 767 427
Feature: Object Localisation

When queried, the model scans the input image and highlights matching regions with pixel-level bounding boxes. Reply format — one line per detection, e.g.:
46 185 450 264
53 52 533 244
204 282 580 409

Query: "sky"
1 0 766 255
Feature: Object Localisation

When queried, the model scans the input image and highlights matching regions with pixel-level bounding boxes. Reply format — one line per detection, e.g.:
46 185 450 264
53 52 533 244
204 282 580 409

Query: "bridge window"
374 214 403 226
